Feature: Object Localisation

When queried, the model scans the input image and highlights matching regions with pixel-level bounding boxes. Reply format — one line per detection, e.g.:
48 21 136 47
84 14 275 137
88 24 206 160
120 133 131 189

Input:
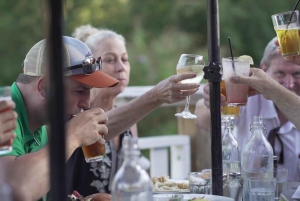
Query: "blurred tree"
0 1 44 85
0 0 299 137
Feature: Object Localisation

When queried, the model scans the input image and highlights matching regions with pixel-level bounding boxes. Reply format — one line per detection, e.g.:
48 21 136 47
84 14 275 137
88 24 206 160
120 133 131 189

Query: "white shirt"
233 94 300 182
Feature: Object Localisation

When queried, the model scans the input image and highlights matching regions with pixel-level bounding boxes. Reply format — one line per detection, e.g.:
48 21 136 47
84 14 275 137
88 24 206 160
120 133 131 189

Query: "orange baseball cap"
23 36 119 88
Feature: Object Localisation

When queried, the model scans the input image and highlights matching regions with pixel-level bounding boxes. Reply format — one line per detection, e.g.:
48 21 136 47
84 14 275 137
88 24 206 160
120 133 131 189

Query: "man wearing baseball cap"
0 36 119 201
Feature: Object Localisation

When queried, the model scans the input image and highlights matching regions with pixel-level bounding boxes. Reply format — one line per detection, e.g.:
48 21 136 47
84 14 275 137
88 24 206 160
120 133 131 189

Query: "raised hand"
229 68 276 100
66 107 108 150
202 83 227 109
0 100 17 146
151 73 200 104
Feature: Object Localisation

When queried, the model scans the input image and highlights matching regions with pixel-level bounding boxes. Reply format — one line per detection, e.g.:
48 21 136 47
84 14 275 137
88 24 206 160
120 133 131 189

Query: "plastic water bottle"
111 137 153 201
222 118 240 176
241 116 273 201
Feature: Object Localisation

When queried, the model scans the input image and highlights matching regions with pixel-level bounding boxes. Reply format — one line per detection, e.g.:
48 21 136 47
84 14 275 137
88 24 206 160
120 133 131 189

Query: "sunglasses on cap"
65 56 102 75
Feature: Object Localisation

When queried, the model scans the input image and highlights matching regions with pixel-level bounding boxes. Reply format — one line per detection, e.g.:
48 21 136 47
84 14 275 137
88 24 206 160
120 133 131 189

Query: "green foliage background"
0 0 297 137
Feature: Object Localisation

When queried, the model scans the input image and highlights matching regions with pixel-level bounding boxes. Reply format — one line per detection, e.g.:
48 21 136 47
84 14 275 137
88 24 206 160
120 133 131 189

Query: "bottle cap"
229 172 241 179
123 137 140 154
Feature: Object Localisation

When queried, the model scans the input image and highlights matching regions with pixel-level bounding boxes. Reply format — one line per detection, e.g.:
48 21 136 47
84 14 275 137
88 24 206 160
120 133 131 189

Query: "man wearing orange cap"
0 35 200 201
0 36 119 201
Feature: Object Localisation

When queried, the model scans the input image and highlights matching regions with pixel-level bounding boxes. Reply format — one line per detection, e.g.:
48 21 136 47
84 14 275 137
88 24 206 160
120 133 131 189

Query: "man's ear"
260 63 267 72
37 76 47 98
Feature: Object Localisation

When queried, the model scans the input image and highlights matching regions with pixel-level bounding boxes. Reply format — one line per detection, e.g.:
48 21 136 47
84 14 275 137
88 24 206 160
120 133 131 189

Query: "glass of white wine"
175 54 205 119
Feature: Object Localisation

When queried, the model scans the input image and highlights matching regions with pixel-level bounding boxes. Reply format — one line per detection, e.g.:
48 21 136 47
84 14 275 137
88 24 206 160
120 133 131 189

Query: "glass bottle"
241 116 274 201
223 172 242 201
222 118 240 176
111 137 153 201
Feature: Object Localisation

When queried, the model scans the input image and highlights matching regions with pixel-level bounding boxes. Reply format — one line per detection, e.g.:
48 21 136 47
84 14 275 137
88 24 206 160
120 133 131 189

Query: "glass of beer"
82 133 105 163
272 10 300 57
220 79 240 119
222 57 250 106
0 86 13 154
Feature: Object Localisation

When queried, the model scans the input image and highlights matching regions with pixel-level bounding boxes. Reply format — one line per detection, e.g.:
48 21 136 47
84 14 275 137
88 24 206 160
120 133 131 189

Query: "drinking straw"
287 0 300 28
227 37 236 74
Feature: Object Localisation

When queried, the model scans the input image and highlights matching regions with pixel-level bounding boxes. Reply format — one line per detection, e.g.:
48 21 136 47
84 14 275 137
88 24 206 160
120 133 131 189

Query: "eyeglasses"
65 57 102 75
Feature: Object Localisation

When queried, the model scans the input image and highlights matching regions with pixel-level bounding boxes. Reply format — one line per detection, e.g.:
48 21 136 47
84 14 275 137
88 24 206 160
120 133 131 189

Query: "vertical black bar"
207 0 223 196
47 0 66 200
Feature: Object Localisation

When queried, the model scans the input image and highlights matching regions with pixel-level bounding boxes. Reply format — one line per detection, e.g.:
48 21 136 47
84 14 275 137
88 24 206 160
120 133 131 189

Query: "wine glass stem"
183 96 191 113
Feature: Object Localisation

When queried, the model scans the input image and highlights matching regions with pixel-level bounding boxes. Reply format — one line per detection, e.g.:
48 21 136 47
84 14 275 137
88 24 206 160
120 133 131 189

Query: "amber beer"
82 133 105 163
275 28 300 57
220 80 240 117
272 10 300 57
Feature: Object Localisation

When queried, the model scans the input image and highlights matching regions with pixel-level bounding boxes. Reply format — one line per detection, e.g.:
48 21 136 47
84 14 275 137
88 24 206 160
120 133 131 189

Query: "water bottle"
241 116 274 201
222 118 240 176
111 136 153 201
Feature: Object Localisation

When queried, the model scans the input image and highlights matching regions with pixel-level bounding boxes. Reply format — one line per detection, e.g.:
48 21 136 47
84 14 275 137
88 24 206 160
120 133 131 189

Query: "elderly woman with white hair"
66 24 200 196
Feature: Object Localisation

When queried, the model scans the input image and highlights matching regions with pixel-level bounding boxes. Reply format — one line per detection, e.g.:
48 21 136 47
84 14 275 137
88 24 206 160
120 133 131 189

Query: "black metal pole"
203 0 223 196
47 0 66 200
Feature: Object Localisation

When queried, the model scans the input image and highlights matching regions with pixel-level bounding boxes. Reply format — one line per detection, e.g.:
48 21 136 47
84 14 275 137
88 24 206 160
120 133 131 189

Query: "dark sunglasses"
65 57 102 75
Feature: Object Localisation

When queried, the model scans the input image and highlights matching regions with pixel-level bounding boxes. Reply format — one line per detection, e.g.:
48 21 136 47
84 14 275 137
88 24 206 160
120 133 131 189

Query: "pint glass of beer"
82 133 105 163
272 10 300 57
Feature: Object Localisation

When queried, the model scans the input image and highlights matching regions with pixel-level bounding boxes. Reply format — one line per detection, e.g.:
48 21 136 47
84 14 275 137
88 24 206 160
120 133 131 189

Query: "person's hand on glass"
0 100 17 146
202 83 226 109
229 68 276 100
151 73 200 104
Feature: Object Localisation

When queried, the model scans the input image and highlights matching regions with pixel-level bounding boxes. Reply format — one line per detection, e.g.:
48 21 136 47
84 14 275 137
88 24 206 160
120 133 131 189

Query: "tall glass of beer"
272 10 300 57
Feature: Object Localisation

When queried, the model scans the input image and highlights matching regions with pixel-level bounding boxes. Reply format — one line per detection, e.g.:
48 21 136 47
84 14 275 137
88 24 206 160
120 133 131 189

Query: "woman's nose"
115 60 126 72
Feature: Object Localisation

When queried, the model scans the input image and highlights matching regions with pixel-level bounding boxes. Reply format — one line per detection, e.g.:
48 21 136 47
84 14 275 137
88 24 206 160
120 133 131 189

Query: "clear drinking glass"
175 54 205 119
220 78 240 120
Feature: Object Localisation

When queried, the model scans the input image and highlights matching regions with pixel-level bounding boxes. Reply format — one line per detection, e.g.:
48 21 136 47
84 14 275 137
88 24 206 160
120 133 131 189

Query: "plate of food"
153 193 234 201
152 176 190 193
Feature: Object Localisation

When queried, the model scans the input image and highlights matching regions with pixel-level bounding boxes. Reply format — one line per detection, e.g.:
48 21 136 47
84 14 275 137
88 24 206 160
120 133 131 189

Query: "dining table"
288 182 300 201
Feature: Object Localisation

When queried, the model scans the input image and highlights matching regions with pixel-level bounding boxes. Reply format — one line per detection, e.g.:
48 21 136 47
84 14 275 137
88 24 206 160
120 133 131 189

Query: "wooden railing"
115 85 212 172
138 135 191 179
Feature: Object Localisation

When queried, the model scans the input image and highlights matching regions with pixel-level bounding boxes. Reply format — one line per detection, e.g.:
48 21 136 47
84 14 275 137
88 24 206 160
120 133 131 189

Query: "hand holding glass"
175 54 205 119
222 57 250 106
0 86 13 154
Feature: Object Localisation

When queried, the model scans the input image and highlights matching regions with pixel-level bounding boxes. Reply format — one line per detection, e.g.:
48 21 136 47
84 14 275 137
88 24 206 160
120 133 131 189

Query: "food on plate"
68 190 111 201
188 196 209 201
152 175 189 192
279 194 288 201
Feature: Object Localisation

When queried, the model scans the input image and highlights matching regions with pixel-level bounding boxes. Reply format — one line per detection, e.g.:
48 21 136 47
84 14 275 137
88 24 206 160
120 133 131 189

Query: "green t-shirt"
0 82 48 156
0 83 49 201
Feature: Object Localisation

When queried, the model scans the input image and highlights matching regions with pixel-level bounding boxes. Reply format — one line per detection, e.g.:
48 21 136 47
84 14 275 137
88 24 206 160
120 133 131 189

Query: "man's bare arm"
2 148 49 201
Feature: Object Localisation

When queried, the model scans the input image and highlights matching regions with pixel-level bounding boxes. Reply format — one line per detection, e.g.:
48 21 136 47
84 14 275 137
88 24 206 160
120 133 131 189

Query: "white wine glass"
175 54 205 119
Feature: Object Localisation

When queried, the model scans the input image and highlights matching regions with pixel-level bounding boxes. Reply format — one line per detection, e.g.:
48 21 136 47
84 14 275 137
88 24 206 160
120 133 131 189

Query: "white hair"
72 24 126 53
72 24 99 43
